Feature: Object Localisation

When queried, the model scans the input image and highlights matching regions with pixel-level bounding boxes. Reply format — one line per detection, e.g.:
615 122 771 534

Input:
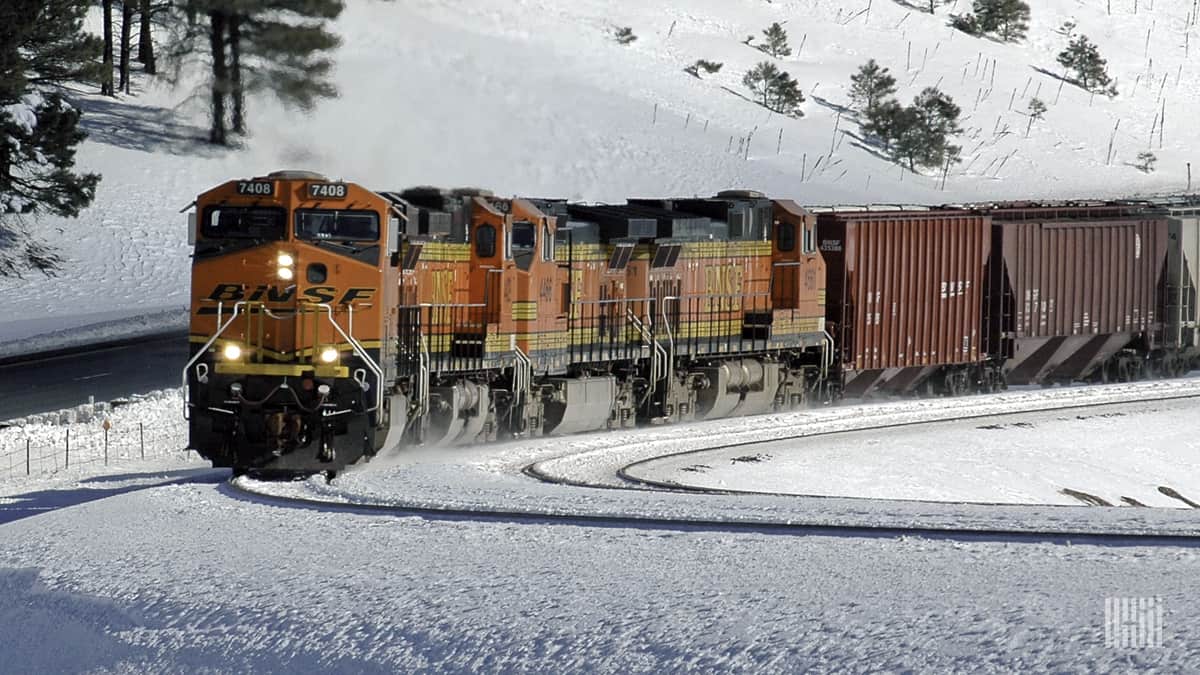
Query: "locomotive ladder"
628 308 667 403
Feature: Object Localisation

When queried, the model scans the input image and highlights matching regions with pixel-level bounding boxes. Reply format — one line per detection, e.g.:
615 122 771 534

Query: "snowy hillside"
4 0 1200 347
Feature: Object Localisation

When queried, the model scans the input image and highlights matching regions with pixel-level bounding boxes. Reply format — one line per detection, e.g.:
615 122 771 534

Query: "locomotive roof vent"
715 189 765 199
265 169 328 180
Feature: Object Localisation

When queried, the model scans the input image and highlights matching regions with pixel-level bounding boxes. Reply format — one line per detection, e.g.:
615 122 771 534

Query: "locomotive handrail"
316 302 385 414
182 301 248 419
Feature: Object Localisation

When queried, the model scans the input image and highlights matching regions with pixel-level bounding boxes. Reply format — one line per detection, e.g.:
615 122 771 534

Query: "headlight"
319 347 339 364
277 266 295 281
222 343 242 360
277 252 294 267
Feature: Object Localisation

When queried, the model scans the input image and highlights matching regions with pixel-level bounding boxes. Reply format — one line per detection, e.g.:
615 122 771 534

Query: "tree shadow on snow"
0 567 397 673
73 96 224 157
0 468 226 525
1030 66 1077 88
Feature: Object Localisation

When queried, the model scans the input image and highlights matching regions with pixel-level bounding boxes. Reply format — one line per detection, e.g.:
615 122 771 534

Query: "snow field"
6 0 1200 348
626 398 1200 507
1 481 1198 671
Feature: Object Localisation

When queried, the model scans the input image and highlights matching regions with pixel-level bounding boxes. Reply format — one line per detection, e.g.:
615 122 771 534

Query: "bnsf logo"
206 284 375 304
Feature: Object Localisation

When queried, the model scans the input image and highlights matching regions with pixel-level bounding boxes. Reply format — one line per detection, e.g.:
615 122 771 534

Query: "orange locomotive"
184 172 830 475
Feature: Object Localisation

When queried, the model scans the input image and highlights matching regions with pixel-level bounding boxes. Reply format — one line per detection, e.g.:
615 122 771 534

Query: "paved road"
0 334 189 422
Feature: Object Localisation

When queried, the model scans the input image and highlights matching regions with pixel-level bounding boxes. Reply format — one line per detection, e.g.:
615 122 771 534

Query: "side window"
803 224 814 253
542 223 554 261
776 221 795 252
511 221 536 271
476 224 496 258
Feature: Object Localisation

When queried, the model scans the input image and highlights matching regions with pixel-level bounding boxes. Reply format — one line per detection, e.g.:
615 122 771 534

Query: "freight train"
183 171 1200 475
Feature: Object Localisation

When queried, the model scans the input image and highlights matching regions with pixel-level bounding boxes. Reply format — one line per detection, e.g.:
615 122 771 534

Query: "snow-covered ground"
626 398 1200 507
2 380 1200 668
4 0 1200 349
0 479 1196 670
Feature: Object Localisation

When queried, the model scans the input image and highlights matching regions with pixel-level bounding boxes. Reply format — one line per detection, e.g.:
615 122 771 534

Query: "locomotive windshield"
201 206 286 239
295 209 379 242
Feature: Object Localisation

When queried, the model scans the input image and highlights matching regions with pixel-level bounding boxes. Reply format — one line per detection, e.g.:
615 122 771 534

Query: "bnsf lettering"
703 264 744 312
204 284 373 305
308 183 348 199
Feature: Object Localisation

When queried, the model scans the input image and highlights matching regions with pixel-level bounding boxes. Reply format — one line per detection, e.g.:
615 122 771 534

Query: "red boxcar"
817 209 994 396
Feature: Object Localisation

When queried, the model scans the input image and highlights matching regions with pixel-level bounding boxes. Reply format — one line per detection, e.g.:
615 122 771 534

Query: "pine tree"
760 22 791 58
769 71 805 115
119 1 134 94
848 59 896 111
101 0 115 95
862 99 904 148
684 59 723 78
974 0 1030 42
138 0 157 74
744 61 781 107
1025 96 1046 136
0 0 102 274
894 87 963 171
743 62 804 115
163 1 344 144
1057 35 1114 94
230 0 344 130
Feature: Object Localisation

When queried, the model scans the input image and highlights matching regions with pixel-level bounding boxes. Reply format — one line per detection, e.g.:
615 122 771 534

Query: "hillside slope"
2 0 1197 348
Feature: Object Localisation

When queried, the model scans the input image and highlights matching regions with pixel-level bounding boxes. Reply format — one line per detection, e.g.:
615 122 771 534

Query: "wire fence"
0 417 191 480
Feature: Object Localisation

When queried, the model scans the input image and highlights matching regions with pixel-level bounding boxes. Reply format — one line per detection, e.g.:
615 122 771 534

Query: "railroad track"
226 379 1200 543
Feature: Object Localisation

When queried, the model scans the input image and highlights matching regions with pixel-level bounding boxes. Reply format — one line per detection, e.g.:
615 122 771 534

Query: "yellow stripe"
214 363 349 377
188 335 381 361
417 242 471 262
512 301 538 320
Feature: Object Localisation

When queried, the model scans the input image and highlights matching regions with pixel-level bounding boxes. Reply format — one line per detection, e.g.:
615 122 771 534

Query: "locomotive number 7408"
308 183 348 199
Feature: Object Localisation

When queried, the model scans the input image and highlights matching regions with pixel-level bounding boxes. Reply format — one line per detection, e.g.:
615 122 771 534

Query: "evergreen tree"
1025 96 1046 136
974 0 1030 42
743 61 781 107
138 0 157 74
743 61 805 115
0 0 101 218
119 0 134 94
101 0 115 95
759 22 791 58
769 71 805 115
861 99 904 148
684 59 723 78
1056 34 1114 94
229 0 343 134
848 59 896 111
164 1 344 144
893 87 963 171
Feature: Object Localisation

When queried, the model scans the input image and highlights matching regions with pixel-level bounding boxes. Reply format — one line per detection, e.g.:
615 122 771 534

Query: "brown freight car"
816 208 997 397
983 203 1170 383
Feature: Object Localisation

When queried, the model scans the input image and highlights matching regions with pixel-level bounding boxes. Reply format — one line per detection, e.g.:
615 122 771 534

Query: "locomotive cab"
183 170 403 474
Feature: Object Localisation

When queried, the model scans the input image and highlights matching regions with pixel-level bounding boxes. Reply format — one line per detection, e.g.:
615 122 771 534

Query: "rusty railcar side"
817 210 994 396
987 205 1170 383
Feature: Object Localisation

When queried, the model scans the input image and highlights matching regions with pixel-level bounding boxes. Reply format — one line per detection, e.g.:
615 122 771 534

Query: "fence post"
65 428 70 468
26 439 30 476
140 422 145 459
